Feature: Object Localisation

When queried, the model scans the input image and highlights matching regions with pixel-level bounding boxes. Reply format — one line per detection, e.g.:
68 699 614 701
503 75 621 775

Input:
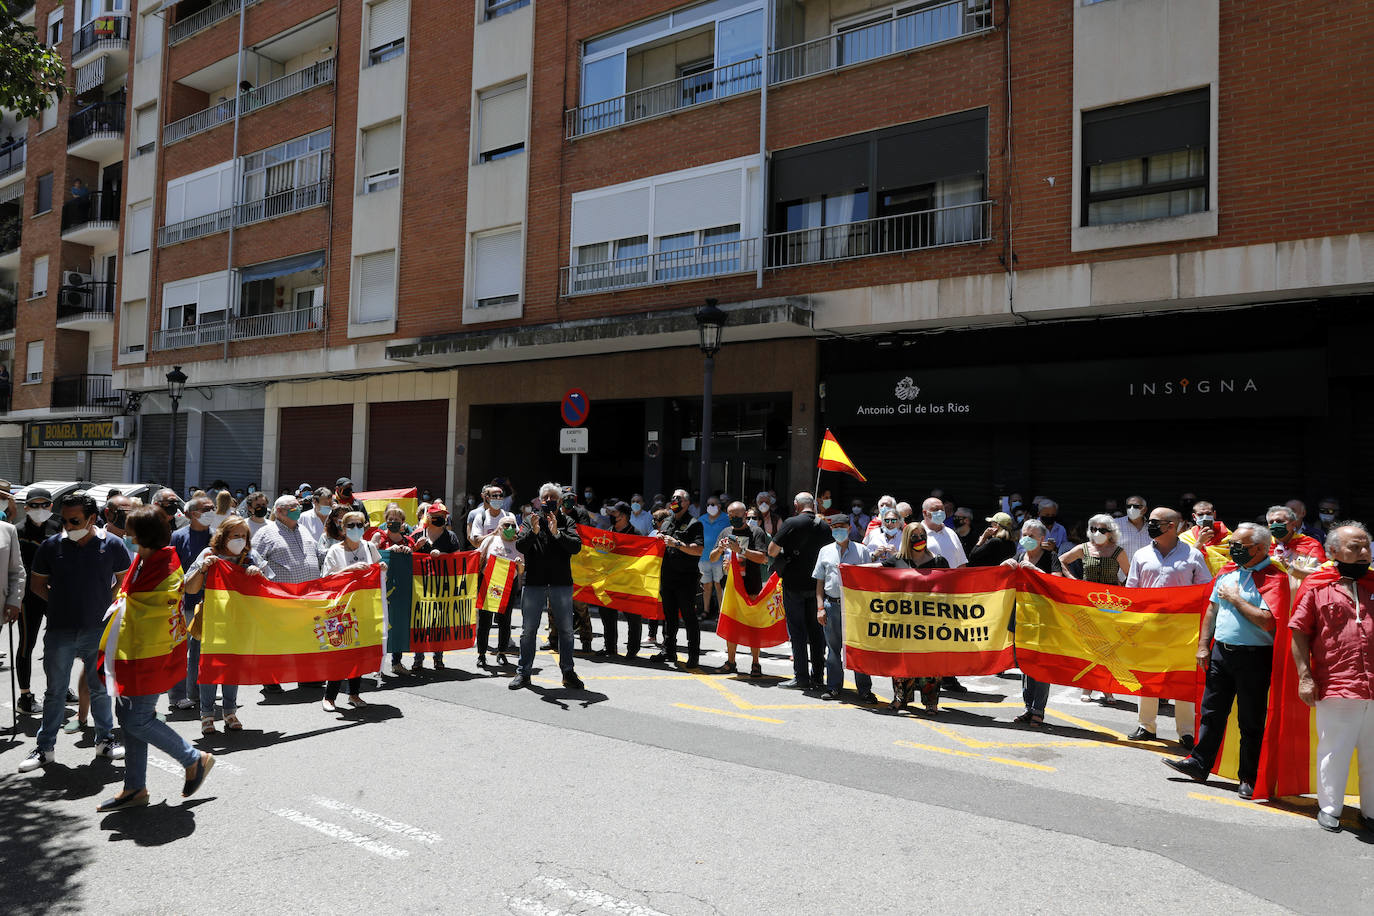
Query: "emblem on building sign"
895 377 921 401
314 605 360 650
1087 591 1132 614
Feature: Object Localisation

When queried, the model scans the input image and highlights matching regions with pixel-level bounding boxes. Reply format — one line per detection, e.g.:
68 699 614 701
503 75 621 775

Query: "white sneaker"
18 748 54 772
95 740 125 761
322 698 337 712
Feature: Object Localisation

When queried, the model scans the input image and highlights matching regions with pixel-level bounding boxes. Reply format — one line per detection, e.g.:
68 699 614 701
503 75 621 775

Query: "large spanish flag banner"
199 563 384 684
716 556 788 648
1014 568 1209 700
99 546 189 696
357 487 419 528
840 565 1016 677
570 525 664 620
385 552 480 653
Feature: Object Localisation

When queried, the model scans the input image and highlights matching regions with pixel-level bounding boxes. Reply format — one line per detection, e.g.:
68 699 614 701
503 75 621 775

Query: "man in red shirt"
1290 523 1374 833
1267 505 1327 578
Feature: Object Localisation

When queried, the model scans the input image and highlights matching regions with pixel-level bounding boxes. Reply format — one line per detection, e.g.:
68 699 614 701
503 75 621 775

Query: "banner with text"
386 552 480 654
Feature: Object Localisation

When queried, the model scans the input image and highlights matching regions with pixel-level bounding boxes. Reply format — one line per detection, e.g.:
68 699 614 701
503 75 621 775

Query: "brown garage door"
278 405 353 494
367 399 448 499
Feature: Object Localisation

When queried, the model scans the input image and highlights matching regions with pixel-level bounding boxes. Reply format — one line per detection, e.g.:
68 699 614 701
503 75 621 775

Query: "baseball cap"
25 487 53 504
427 500 448 517
295 482 312 495
825 513 850 526
986 511 1014 530
335 477 353 489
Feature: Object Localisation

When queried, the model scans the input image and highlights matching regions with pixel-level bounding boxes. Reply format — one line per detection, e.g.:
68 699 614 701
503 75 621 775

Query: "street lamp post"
165 365 187 492
695 300 727 502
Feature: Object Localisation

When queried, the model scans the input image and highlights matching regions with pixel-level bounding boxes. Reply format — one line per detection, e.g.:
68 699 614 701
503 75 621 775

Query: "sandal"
347 695 368 708
720 661 738 675
223 712 243 731
201 716 217 736
749 662 762 678
1013 710 1045 728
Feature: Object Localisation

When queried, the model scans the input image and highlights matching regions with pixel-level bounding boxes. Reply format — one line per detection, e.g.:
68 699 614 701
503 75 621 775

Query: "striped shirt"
253 520 322 583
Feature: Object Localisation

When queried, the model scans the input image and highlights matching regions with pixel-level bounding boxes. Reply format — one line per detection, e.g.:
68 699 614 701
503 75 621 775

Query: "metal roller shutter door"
827 424 997 509
366 399 448 498
201 409 264 492
89 450 126 484
277 405 353 494
138 413 188 493
34 451 79 481
0 437 20 483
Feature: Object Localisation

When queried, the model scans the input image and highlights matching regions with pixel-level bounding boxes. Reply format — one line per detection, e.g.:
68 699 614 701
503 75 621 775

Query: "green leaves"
0 6 69 120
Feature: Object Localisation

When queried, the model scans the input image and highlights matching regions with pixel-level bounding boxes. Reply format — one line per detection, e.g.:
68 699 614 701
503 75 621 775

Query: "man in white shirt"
1125 506 1212 747
813 514 875 705
1117 494 1153 558
864 507 903 559
468 483 506 548
922 497 967 568
298 487 333 546
628 494 654 536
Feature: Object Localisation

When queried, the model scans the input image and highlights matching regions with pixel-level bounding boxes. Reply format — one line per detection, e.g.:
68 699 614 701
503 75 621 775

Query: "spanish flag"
99 546 188 696
199 562 385 684
1014 569 1209 700
817 429 866 482
840 565 1017 677
477 554 517 615
716 556 788 649
357 487 419 528
570 525 664 620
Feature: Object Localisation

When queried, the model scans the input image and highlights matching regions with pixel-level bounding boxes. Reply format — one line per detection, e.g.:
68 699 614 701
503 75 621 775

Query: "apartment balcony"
0 217 18 270
235 179 330 227
67 100 126 162
71 13 131 69
164 58 336 145
565 56 762 139
0 291 16 337
770 0 993 84
763 199 992 269
0 139 25 188
561 237 760 296
152 304 325 350
168 0 263 46
51 374 124 414
60 188 120 246
56 280 116 330
154 321 227 351
157 207 233 247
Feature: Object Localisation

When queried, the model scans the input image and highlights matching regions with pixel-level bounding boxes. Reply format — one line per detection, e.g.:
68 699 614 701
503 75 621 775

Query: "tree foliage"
0 3 68 120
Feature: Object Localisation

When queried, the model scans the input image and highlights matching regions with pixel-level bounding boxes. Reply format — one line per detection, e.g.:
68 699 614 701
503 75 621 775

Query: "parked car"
85 482 157 509
11 480 90 504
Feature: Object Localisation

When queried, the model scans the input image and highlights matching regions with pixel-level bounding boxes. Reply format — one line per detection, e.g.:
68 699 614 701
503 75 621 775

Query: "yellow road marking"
673 703 785 724
895 740 1057 772
693 675 756 710
1187 792 1308 819
916 718 1109 750
1043 708 1128 741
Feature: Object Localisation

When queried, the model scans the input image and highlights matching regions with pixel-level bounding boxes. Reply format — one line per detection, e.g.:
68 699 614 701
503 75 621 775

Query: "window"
471 228 522 307
1082 88 1209 227
134 104 156 156
40 95 57 133
137 7 162 60
164 160 235 227
361 121 401 193
485 0 530 21
47 9 64 46
574 235 649 291
161 272 229 343
128 202 152 253
120 299 146 354
240 129 331 220
32 255 49 297
35 172 53 214
355 250 395 323
25 340 43 383
656 224 741 280
366 0 406 66
477 81 526 163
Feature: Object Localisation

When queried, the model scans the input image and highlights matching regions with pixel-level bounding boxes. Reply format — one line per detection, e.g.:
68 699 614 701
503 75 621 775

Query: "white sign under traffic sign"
559 427 588 454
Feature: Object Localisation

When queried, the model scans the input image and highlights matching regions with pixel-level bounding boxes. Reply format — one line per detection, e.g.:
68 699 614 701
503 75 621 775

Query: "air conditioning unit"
111 415 135 439
64 270 93 287
58 287 86 308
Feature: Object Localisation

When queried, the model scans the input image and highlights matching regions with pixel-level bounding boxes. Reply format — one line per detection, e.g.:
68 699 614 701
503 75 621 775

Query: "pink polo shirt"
1290 578 1374 700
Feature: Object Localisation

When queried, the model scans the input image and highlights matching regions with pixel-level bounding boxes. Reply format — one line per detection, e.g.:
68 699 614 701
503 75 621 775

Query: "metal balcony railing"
51 373 123 411
770 0 993 84
56 280 116 322
561 237 758 296
68 99 125 146
168 0 261 45
235 179 330 226
157 207 233 246
72 13 131 58
154 320 228 350
165 58 335 145
764 200 992 268
566 56 762 138
61 188 120 232
231 304 324 341
0 139 24 179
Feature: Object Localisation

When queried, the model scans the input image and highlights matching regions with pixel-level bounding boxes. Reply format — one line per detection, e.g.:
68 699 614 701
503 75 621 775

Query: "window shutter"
368 0 406 50
1083 89 1209 166
364 121 402 174
129 203 152 253
570 187 650 246
26 340 44 382
356 250 395 323
479 83 526 155
33 255 48 295
472 229 522 303
653 168 742 238
135 105 156 148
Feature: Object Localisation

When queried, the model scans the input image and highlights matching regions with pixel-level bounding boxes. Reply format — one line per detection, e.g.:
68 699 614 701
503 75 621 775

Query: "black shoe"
648 651 675 665
941 676 964 692
65 689 78 704
1237 781 1254 800
680 657 699 671
857 691 879 705
477 654 487 668
496 653 509 667
1180 734 1196 751
719 661 738 675
624 650 639 660
749 662 762 678
17 693 35 714
778 678 809 690
563 672 584 690
1162 756 1209 782
262 684 284 694
819 690 841 701
1127 726 1157 741
508 674 529 690
1359 813 1374 833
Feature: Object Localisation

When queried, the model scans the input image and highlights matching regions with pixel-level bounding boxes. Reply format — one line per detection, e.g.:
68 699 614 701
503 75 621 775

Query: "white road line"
503 896 568 916
308 794 441 845
146 755 244 777
272 808 410 860
533 875 672 916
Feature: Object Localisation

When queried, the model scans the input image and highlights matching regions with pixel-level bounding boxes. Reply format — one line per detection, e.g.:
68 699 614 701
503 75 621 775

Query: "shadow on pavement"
192 720 370 753
0 773 93 909
101 797 212 846
530 685 609 710
28 759 125 801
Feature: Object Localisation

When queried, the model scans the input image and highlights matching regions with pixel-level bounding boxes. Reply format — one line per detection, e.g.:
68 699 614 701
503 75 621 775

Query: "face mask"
821 498 832 510
205 512 224 529
340 491 353 502
1268 523 1288 540
387 520 404 532
28 508 52 525
758 503 769 514
1019 535 1039 552
852 506 862 515
831 528 847 543
1319 513 1335 524
1040 515 1057 526
1196 516 1214 527
631 502 642 513
911 539 927 553
287 509 302 522
929 510 946 525
599 507 609 517
1091 531 1109 545
706 505 720 517
431 516 448 528
316 505 329 518
1229 542 1253 566
500 526 517 541
253 506 268 518
1147 519 1164 539
584 492 593 502
346 526 365 542
561 496 576 510
227 537 247 555
466 498 476 508
66 526 89 541
1126 507 1143 520
123 536 135 551
669 500 684 513
235 492 244 500
746 519 759 529
727 515 745 530
1335 561 1369 580
0 508 5 522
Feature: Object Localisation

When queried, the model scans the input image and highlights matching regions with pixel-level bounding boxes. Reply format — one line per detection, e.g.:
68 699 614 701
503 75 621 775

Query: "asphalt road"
1 621 1370 915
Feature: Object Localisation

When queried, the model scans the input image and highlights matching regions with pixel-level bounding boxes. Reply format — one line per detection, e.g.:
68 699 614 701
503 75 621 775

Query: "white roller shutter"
478 82 526 156
653 168 743 237
89 450 126 484
0 437 20 483
129 202 152 253
472 229 522 304
363 121 401 174
368 0 406 50
356 250 395 323
34 451 78 481
134 105 156 151
570 187 650 246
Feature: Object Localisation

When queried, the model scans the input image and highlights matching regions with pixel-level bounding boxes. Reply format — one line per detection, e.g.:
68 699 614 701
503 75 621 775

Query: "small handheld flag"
817 429 866 482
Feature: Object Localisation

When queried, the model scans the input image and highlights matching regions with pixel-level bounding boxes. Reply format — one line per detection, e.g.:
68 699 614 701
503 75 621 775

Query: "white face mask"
202 512 222 529
1126 507 1143 521
226 537 247 555
345 526 365 542
746 519 759 529
27 508 52 525
65 526 89 541
706 505 720 517
1091 531 1110 545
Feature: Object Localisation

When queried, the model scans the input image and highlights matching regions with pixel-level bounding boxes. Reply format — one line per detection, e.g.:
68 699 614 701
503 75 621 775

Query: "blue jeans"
823 596 871 695
196 639 238 716
519 585 575 677
37 626 114 752
168 607 199 704
116 693 200 792
1022 674 1050 714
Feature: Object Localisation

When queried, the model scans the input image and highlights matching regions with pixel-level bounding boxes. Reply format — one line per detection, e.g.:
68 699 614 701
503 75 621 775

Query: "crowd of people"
1 474 1369 833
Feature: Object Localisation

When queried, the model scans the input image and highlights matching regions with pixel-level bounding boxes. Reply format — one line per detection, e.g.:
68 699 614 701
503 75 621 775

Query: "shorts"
699 557 725 584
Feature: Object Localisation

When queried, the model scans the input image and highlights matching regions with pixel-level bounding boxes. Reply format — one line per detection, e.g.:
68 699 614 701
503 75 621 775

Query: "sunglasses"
1090 527 1113 534
1126 504 1145 509
26 501 52 509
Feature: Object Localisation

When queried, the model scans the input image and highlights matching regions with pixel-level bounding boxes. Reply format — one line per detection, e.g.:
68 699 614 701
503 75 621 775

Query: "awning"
0 180 22 205
234 250 325 284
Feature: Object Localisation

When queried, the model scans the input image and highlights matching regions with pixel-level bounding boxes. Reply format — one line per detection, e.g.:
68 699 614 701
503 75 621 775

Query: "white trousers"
1138 697 1197 739
1315 697 1374 818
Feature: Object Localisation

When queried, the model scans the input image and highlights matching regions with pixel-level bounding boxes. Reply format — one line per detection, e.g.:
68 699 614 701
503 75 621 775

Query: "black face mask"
340 491 353 502
729 516 745 529
1147 519 1165 539
253 506 268 518
1040 515 1057 526
1229 543 1253 567
108 509 127 529
1335 561 1369 580
386 520 404 532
